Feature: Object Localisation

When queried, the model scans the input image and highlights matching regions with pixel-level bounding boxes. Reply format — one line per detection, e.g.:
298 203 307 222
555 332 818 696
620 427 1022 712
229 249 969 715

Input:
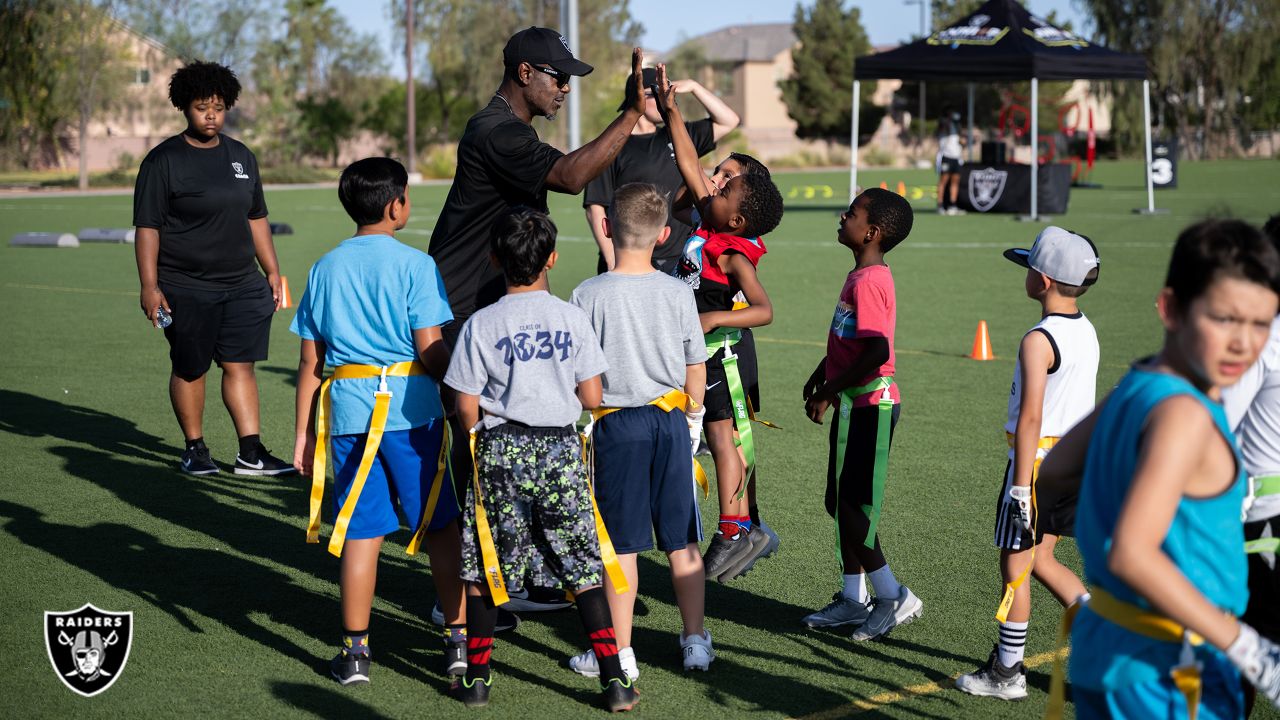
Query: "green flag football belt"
832 375 896 553
703 327 780 499
1246 475 1280 555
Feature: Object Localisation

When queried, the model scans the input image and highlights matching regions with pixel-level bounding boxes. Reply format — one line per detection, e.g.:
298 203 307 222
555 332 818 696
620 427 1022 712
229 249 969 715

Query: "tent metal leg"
967 83 975 162
1019 77 1042 221
850 79 860 204
1134 79 1167 214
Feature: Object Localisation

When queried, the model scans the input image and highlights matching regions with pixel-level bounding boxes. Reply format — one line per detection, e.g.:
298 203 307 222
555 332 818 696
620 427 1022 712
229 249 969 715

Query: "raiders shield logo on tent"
44 604 133 697
968 167 1009 212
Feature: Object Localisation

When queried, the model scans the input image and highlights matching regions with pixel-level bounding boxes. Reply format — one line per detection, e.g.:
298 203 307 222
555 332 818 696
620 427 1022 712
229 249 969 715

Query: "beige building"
64 21 185 171
667 23 805 160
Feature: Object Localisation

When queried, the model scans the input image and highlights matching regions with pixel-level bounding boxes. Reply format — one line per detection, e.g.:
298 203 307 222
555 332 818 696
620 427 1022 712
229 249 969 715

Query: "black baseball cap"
502 27 593 77
617 67 658 111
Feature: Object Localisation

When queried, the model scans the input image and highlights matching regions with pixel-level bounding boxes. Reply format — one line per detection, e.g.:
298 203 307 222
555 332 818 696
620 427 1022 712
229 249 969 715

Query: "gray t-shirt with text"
571 271 706 408
445 290 608 428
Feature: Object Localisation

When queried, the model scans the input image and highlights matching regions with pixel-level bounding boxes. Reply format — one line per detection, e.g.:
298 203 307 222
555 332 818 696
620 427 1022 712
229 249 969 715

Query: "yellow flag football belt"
591 388 709 497
307 361 449 558
1044 587 1208 720
466 427 630 606
995 432 1060 623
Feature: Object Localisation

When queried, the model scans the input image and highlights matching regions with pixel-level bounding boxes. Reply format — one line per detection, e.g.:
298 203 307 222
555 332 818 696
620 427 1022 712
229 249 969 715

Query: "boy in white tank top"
957 227 1101 700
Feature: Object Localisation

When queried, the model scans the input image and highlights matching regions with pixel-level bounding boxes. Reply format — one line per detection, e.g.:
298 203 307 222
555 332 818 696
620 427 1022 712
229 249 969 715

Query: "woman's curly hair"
168 61 241 109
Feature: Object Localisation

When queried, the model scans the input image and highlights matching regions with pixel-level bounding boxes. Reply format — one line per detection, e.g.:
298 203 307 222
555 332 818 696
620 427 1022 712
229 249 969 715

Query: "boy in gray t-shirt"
568 183 714 678
443 208 636 712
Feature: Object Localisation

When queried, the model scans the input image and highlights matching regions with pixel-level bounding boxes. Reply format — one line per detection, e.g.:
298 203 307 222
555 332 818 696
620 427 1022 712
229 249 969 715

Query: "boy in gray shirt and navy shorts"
568 183 714 679
444 207 637 712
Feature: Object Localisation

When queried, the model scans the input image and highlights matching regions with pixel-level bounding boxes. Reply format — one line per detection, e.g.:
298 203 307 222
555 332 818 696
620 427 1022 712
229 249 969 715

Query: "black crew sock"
575 587 625 683
238 434 261 458
185 437 205 451
749 503 762 526
465 594 497 681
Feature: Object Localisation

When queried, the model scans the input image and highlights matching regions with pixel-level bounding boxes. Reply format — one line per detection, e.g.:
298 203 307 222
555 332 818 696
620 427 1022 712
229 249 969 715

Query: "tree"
0 1 129 173
779 0 874 141
1081 0 1280 158
933 0 985 29
392 0 642 151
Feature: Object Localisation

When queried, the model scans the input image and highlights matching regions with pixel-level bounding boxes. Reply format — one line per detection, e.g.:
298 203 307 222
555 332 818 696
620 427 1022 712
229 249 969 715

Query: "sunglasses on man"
529 64 572 88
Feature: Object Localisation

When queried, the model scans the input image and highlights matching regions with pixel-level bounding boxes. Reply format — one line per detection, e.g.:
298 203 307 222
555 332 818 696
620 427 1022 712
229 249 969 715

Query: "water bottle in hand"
155 306 173 329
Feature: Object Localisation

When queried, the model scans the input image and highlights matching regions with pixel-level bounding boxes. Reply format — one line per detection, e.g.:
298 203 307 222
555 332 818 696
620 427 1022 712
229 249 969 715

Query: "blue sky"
331 0 1091 77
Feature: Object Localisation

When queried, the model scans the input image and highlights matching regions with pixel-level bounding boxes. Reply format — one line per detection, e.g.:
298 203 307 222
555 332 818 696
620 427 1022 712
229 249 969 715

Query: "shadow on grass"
270 681 396 719
257 364 299 388
0 389 180 462
0 390 459 692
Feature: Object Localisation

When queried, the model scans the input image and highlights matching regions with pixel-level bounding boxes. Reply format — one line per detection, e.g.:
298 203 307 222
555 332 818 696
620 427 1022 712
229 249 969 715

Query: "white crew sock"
841 573 869 603
868 565 902 599
997 620 1029 667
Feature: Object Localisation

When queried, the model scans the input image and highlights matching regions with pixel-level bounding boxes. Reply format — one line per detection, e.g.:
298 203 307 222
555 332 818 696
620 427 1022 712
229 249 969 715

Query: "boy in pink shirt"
800 187 922 640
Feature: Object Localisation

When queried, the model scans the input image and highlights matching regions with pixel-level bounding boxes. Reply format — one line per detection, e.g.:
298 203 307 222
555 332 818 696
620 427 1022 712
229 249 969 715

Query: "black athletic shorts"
939 156 963 174
825 403 900 518
704 331 760 423
993 458 1077 551
1243 516 1279 642
160 276 275 379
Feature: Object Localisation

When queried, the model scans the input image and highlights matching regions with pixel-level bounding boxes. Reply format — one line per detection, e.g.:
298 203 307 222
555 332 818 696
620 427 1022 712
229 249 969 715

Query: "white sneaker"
802 592 872 628
568 646 639 681
850 586 923 641
681 629 715 671
956 645 1028 700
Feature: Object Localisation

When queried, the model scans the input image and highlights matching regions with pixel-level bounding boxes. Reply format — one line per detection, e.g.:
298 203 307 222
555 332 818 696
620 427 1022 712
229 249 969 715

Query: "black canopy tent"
849 0 1151 218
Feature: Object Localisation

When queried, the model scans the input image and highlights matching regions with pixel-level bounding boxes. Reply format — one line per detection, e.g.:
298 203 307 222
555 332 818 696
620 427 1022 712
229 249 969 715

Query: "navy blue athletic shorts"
592 405 702 553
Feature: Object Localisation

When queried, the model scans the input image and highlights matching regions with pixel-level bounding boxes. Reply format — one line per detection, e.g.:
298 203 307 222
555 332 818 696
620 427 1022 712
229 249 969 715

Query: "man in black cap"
430 28 648 341
428 28 649 624
583 68 739 274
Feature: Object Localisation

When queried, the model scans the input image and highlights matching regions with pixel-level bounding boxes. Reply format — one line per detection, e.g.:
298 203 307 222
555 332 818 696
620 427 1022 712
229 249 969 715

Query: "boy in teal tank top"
1037 220 1280 718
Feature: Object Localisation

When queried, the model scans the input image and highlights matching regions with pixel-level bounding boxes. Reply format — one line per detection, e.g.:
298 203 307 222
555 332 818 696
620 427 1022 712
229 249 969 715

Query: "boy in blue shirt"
1038 220 1280 718
291 157 466 686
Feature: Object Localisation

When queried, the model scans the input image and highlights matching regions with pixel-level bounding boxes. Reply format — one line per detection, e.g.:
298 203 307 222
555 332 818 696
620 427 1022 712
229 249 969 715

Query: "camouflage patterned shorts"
460 423 603 592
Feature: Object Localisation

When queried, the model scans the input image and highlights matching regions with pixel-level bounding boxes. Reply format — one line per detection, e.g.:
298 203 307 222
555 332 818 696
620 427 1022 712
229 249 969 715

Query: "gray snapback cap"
1003 226 1100 286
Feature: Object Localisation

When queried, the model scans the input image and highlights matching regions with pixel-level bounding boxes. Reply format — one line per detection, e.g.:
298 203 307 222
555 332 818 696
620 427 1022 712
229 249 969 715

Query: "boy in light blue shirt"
291 157 466 687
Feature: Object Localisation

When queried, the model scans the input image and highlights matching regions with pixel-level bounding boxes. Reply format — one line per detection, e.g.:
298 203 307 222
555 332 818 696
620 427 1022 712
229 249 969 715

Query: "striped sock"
997 620 1028 667
465 594 497 681
575 587 625 683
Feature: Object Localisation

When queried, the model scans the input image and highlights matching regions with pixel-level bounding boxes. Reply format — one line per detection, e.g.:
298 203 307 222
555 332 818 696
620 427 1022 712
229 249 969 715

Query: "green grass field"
2 159 1277 719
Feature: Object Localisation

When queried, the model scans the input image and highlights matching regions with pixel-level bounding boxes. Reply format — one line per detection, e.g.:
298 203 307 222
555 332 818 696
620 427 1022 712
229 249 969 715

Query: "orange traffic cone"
896 181 907 196
970 320 995 360
879 181 888 190
280 276 293 309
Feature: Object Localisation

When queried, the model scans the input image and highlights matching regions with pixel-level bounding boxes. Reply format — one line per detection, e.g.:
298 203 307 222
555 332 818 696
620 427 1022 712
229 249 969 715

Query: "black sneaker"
432 600 520 633
504 586 573 612
180 445 219 476
718 526 772 582
601 677 639 712
331 650 371 686
444 640 467 676
234 443 297 477
703 533 752 582
452 674 491 707
694 439 711 457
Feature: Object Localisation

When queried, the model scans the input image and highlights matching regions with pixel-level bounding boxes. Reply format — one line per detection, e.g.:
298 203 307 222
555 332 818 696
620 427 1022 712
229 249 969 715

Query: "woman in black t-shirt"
133 61 294 477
